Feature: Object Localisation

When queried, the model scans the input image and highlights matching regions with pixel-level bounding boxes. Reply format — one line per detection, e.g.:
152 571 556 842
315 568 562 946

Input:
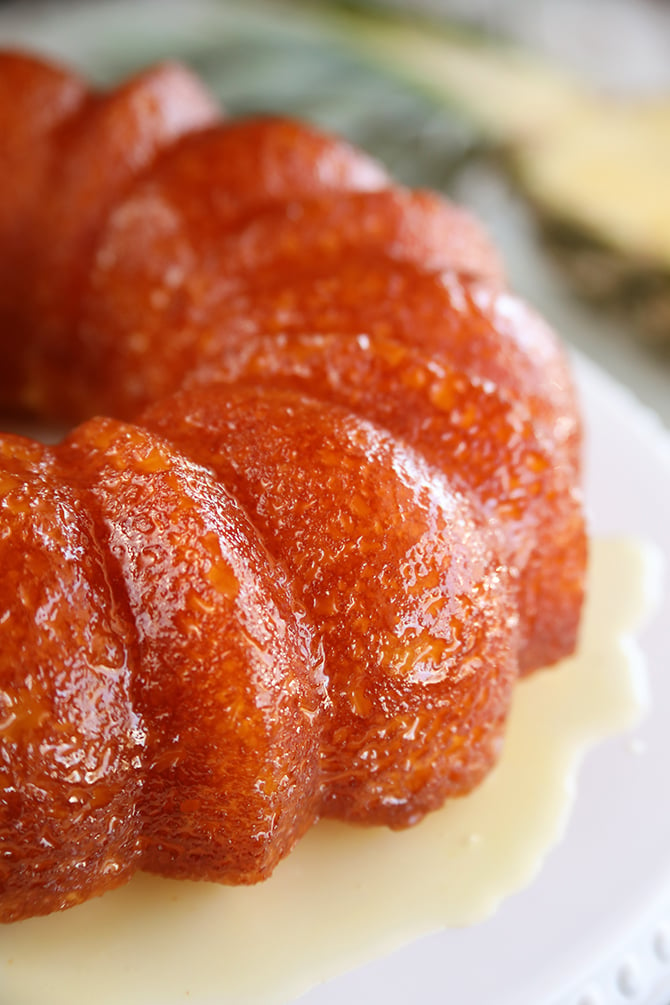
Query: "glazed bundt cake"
0 51 586 924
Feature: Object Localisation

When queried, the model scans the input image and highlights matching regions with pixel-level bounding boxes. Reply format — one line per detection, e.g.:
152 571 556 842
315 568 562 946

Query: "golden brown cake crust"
0 51 586 922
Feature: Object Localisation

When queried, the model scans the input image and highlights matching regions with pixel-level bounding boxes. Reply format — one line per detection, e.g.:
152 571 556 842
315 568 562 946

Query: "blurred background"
0 0 668 426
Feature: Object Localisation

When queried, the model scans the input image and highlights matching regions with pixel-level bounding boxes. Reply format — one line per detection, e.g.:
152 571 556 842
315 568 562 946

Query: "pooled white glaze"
0 537 656 1005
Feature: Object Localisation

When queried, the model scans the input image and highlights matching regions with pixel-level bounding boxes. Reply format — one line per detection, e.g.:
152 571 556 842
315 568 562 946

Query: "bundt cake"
0 50 586 924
